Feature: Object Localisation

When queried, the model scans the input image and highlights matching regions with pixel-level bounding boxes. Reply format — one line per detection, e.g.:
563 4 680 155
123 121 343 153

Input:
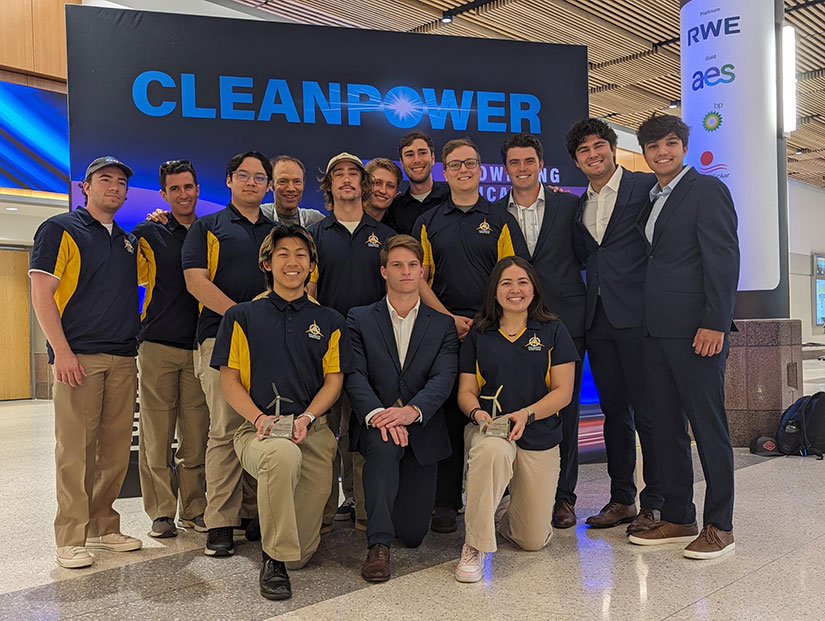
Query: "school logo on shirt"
123 238 135 254
525 333 544 351
306 320 324 340
476 219 492 235
365 232 382 248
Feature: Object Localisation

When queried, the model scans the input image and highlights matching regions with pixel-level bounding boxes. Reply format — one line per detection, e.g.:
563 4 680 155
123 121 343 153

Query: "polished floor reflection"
1 388 823 620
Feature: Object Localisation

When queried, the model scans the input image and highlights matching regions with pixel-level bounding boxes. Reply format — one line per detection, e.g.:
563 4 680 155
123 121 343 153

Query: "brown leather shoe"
626 507 661 535
586 502 637 528
551 500 577 529
628 520 699 546
361 544 391 582
683 525 735 559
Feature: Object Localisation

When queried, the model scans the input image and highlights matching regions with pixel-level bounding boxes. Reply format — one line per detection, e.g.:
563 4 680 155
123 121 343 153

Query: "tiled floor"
1 396 823 620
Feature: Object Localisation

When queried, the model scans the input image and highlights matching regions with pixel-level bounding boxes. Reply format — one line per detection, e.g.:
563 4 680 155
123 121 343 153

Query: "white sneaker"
455 544 486 583
85 533 142 552
56 546 93 568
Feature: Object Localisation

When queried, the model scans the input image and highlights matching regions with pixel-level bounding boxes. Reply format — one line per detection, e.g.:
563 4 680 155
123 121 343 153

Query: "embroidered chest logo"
476 219 493 235
306 320 324 340
365 233 381 248
123 238 135 254
525 333 544 351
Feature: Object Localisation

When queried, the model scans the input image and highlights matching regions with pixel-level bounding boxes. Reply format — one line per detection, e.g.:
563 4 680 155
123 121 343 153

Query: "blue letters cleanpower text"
131 71 542 133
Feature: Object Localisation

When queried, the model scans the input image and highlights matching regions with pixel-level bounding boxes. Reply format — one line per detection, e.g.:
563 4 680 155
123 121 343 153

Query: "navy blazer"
345 299 458 466
495 191 586 338
575 168 656 331
636 167 739 338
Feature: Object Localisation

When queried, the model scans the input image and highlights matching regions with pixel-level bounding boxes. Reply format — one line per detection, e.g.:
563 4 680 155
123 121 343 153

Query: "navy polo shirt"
132 216 198 350
30 207 140 362
385 181 451 236
210 292 352 415
413 197 529 318
459 319 579 451
307 214 396 317
181 203 275 344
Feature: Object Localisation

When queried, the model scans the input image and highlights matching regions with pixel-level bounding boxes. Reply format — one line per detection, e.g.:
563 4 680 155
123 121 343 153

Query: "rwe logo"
687 15 741 46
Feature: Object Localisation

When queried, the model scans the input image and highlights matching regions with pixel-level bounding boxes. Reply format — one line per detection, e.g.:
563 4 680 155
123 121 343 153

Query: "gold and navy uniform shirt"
181 203 275 344
413 197 529 318
307 214 396 317
460 319 579 451
210 292 352 415
30 207 141 362
132 216 198 350
384 181 450 236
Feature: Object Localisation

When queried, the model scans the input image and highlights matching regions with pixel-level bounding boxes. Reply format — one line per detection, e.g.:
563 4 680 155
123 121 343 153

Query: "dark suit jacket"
495 191 586 338
575 168 657 331
345 299 458 465
637 167 739 338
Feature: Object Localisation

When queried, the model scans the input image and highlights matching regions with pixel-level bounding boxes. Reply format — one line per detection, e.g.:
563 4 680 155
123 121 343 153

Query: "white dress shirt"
582 165 623 245
506 186 545 256
645 165 693 244
365 297 423 426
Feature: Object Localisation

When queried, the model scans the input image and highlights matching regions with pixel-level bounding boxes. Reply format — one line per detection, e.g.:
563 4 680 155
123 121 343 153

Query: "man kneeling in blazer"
346 235 459 582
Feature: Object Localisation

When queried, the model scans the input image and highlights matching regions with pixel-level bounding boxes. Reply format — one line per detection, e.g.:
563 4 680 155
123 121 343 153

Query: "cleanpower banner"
680 0 781 291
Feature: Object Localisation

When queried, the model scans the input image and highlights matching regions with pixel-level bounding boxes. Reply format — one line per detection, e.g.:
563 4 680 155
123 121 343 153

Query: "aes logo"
691 64 735 91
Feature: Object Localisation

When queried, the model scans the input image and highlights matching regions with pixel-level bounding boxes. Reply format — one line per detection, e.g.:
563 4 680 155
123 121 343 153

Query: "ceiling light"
441 11 453 23
795 148 803 155
669 100 679 109
5 207 19 211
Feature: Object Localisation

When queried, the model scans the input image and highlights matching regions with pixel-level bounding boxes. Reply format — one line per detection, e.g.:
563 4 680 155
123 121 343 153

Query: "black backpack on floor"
775 392 825 459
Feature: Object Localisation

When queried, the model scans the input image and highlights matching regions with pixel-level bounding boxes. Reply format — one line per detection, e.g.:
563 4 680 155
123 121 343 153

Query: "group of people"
29 112 740 602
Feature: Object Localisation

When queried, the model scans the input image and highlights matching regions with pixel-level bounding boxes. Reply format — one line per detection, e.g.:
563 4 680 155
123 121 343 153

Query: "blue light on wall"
0 81 69 194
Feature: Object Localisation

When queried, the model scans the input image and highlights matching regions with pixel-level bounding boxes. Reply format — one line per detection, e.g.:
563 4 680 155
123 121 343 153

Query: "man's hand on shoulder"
546 185 572 194
693 328 724 357
146 209 171 224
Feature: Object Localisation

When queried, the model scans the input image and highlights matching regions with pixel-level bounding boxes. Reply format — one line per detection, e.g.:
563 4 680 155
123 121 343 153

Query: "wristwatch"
524 408 535 425
297 412 316 429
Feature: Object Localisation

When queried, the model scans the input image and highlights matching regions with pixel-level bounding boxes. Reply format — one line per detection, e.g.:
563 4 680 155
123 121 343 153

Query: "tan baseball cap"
325 152 366 174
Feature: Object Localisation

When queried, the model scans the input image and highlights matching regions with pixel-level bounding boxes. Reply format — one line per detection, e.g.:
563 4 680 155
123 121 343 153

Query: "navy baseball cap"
84 156 134 180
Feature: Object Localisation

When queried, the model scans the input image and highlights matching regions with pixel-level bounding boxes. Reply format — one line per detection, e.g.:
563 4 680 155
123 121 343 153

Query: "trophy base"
483 416 511 438
264 414 295 439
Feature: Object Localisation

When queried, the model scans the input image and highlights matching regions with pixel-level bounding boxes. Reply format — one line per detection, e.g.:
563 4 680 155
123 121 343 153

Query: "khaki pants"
53 353 137 547
138 341 208 521
234 418 337 568
323 392 366 526
194 338 257 529
463 425 560 553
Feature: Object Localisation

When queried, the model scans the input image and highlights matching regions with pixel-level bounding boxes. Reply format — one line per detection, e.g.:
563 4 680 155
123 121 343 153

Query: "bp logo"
703 111 722 132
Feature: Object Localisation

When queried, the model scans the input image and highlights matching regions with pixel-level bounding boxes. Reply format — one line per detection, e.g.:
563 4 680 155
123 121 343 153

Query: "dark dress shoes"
585 502 637 528
361 543 391 582
551 500 577 529
260 554 292 600
431 506 458 533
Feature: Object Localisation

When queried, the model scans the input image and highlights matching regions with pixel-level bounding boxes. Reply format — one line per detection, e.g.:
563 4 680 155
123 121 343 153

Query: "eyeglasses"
159 159 192 173
234 170 269 185
444 158 480 172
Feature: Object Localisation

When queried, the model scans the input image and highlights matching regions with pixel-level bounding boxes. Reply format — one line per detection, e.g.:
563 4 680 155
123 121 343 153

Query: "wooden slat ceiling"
234 0 825 188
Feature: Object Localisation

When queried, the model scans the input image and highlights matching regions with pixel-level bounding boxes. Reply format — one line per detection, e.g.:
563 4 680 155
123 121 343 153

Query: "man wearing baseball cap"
30 156 145 568
307 152 396 533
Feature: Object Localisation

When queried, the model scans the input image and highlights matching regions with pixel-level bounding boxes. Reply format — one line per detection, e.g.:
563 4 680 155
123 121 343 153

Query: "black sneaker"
239 517 260 542
260 552 291 600
204 527 234 557
149 517 177 539
335 497 355 522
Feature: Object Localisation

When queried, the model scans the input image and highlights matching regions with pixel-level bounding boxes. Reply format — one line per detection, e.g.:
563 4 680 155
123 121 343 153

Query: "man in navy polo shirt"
132 160 208 539
30 156 144 569
181 151 275 557
307 152 396 533
413 137 529 533
212 224 350 600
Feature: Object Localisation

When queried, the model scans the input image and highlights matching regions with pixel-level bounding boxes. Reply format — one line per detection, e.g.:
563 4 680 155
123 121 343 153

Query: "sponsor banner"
681 0 781 291
66 6 588 231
